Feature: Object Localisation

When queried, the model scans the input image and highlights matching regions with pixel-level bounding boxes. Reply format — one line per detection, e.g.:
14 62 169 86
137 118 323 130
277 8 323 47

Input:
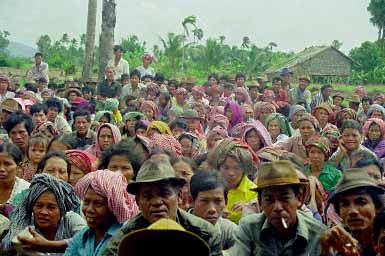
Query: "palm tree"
181 15 197 72
160 33 185 73
268 42 277 51
219 35 226 45
241 36 250 49
82 0 97 82
192 28 204 43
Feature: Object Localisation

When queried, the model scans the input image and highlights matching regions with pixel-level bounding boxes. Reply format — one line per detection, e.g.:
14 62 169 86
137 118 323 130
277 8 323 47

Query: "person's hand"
222 208 230 219
320 225 361 256
18 226 51 252
231 201 247 212
338 137 348 155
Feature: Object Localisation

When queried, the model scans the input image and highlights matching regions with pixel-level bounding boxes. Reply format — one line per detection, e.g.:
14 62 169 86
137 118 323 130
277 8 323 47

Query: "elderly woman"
304 135 342 193
37 151 72 182
64 170 138 255
139 100 159 121
208 138 259 223
234 87 252 106
65 150 97 187
255 102 276 126
86 123 121 158
206 126 228 151
288 105 306 137
362 118 385 159
146 120 173 137
312 102 333 129
242 121 272 154
224 101 244 132
367 103 385 120
122 112 145 139
2 174 85 254
277 113 320 165
335 108 359 128
265 113 292 144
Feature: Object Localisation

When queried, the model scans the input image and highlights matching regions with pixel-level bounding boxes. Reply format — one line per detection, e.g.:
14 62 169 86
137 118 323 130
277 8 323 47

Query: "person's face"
259 110 272 123
106 68 115 80
83 91 92 100
98 127 114 151
260 186 302 233
322 88 333 98
136 128 146 137
207 134 223 150
209 77 217 86
349 102 360 112
377 227 385 256
333 96 343 106
49 141 69 152
42 92 50 102
341 128 362 151
37 82 47 91
10 122 29 152
83 187 115 230
308 146 325 167
193 187 226 225
143 107 154 121
368 123 382 141
298 79 309 90
220 156 244 190
126 119 137 131
291 111 305 129
171 126 184 138
236 77 245 87
272 82 280 92
32 110 47 127
159 95 167 106
371 110 384 120
47 107 59 122
0 81 8 92
142 58 151 67
249 87 258 99
185 119 198 132
74 116 90 136
68 92 77 102
315 108 329 126
107 155 134 182
235 92 244 103
114 49 123 59
28 143 46 164
173 160 193 182
299 120 316 143
180 137 193 157
0 153 17 184
137 182 180 223
362 164 382 182
33 192 60 231
168 84 176 96
362 101 370 112
99 116 109 124
245 129 262 152
338 191 377 234
69 165 85 187
43 156 68 182
176 94 185 105
35 56 42 65
223 88 233 97
244 109 254 121
268 119 281 140
281 74 290 83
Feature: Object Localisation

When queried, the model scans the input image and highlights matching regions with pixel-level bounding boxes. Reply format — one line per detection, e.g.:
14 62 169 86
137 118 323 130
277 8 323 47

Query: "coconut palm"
160 33 185 73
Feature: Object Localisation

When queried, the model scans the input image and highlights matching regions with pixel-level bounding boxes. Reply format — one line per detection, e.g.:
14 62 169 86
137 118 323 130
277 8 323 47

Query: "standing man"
107 45 129 81
96 66 122 100
289 75 312 111
280 67 293 91
30 52 49 83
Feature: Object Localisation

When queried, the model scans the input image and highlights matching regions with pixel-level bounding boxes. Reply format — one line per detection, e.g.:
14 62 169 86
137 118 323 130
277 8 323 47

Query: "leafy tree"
268 42 277 51
36 35 52 57
241 36 250 49
367 0 385 42
160 33 185 73
331 40 343 50
0 31 10 52
350 41 383 72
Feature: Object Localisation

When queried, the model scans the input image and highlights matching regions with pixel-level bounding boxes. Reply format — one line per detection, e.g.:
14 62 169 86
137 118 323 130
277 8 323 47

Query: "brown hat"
126 159 186 194
256 74 268 82
118 219 210 256
65 88 82 98
328 168 385 205
332 92 344 100
253 160 307 191
298 75 311 82
350 94 361 104
1 98 20 113
312 102 333 115
247 80 259 88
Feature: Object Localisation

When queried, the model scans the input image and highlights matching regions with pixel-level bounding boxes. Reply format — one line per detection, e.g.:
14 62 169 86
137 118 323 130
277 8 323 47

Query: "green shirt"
305 164 342 193
227 210 327 256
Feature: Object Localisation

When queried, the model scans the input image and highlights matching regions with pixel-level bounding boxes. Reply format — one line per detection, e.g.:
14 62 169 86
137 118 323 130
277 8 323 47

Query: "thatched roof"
264 46 357 74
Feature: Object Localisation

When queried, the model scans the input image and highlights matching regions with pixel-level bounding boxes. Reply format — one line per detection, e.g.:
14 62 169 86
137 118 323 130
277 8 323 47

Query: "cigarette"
281 218 288 229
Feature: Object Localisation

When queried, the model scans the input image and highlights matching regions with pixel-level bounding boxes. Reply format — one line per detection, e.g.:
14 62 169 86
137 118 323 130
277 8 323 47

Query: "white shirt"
136 65 155 79
108 58 129 80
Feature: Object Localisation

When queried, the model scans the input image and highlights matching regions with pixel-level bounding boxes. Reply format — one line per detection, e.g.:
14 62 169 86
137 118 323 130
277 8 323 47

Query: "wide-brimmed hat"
65 87 82 98
182 109 203 120
280 67 293 76
332 92 344 100
328 168 385 205
126 159 186 194
349 94 361 104
253 160 307 191
312 102 333 115
256 74 269 82
298 75 311 82
118 218 210 256
1 98 20 113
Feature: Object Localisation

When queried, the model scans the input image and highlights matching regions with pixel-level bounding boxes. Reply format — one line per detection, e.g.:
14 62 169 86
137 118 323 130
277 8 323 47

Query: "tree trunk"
82 0 97 83
98 0 116 81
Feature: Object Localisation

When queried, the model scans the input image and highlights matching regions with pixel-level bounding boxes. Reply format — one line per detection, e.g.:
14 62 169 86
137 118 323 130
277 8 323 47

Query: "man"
107 45 129 80
45 98 72 135
103 159 222 256
190 171 237 250
354 157 384 183
256 75 268 94
349 94 361 112
30 103 48 128
96 66 122 99
0 98 21 132
30 52 49 83
247 82 259 104
280 67 293 91
321 168 385 255
229 160 327 255
235 73 246 88
373 209 385 256
288 75 312 111
61 109 96 149
358 96 373 123
271 77 290 115
0 75 15 103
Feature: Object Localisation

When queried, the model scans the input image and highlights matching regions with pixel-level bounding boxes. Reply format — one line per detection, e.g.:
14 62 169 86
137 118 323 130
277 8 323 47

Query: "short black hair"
373 209 385 242
34 52 43 58
219 75 229 82
73 109 91 123
190 171 225 201
5 111 33 135
120 73 130 81
160 91 171 102
141 74 154 81
30 103 48 116
354 157 384 176
36 151 71 175
168 80 179 88
272 77 282 83
339 120 362 134
154 73 165 83
47 83 58 90
148 147 177 163
130 69 141 78
134 121 147 132
82 86 94 95
194 153 208 168
361 96 373 104
113 45 124 53
178 133 195 143
320 84 333 92
235 72 246 81
169 119 187 131
0 142 22 164
46 97 63 113
208 73 219 82
25 83 38 93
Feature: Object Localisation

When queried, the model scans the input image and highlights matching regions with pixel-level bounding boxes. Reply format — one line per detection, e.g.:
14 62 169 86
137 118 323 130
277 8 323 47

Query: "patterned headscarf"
289 105 307 121
336 108 358 127
297 113 321 132
305 135 331 158
65 150 97 174
142 53 157 63
224 101 244 130
192 86 204 97
95 111 116 126
123 112 146 122
140 100 159 120
175 88 188 98
148 133 183 157
354 86 367 97
86 123 122 158
0 75 10 85
147 121 173 136
262 89 275 100
234 87 252 105
207 125 229 140
255 102 276 120
321 123 340 150
363 118 385 139
374 93 385 102
75 170 139 224
265 113 292 136
242 121 273 149
367 104 385 119
34 121 60 137
178 132 202 159
146 83 160 97
208 114 229 130
41 88 54 98
230 122 249 138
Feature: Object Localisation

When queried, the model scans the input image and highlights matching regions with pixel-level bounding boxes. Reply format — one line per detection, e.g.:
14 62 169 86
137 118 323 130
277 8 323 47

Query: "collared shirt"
62 129 96 150
289 87 311 107
227 176 258 224
31 62 49 82
107 58 129 80
227 210 327 256
97 80 122 98
328 145 377 171
120 83 146 103
55 115 72 135
305 164 342 193
310 92 333 109
217 217 237 250
64 222 121 256
136 65 155 78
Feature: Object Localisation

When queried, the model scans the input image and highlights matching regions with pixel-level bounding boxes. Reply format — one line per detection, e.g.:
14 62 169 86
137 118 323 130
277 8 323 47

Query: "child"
20 134 48 181
362 118 385 159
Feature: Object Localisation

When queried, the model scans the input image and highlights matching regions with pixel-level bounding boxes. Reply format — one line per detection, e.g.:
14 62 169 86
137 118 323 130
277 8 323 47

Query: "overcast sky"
0 0 378 54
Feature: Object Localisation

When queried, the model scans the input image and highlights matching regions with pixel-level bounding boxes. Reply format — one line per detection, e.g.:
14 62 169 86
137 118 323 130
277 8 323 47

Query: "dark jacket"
103 209 223 256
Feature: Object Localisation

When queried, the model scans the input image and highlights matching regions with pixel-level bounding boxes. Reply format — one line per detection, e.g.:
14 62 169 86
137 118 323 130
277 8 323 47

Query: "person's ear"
296 188 305 208
177 189 183 205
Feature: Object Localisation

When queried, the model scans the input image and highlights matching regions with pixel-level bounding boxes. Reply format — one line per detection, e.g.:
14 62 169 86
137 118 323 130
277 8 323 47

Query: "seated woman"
86 123 121 158
224 101 244 133
158 91 172 121
255 102 276 126
242 121 272 153
178 133 202 159
206 125 228 151
362 118 385 159
122 112 145 139
304 135 342 193
208 138 259 223
321 123 340 155
288 105 306 137
312 102 333 130
234 87 252 106
367 103 385 120
65 150 97 187
335 108 359 128
265 113 292 144
2 174 86 254
146 120 173 137
139 100 159 122
64 170 138 255
92 111 115 131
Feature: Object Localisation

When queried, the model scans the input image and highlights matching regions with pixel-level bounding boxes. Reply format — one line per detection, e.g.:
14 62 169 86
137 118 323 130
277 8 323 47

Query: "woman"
64 170 138 255
304 135 342 193
37 151 72 182
2 174 85 255
255 102 276 125
178 133 202 159
312 102 333 129
34 121 60 144
321 123 341 155
288 105 306 137
242 104 255 123
277 113 320 165
136 53 156 79
367 104 385 120
65 150 97 187
234 87 252 106
335 108 359 128
265 113 292 144
242 121 272 154
93 111 116 130
122 112 145 139
362 118 385 159
206 125 228 151
146 120 173 137
208 138 259 223
224 101 244 132
139 100 159 121
86 123 122 158
158 91 172 121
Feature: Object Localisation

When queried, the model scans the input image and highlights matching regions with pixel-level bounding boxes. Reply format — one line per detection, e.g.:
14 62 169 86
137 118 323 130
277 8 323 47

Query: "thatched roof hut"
264 46 357 80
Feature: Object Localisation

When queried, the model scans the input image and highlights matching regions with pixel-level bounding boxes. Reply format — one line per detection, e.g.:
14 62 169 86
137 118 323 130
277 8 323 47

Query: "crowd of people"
0 47 384 256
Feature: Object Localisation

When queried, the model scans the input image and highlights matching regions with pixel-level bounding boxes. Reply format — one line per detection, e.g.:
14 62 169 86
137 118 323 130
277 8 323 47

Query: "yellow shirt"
226 176 258 224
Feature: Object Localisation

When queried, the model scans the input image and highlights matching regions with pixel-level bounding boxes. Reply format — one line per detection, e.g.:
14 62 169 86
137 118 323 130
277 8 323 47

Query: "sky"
0 0 378 54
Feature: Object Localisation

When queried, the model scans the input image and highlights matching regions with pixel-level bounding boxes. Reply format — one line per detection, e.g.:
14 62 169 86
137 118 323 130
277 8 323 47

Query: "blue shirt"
64 223 121 256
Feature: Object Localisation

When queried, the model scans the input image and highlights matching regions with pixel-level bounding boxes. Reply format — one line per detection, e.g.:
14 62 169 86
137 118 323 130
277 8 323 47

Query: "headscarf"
168 105 184 118
367 104 385 119
230 122 249 138
146 83 160 97
265 113 292 136
65 150 97 174
297 113 321 133
321 123 340 150
34 121 60 137
148 133 183 157
210 106 224 116
0 75 10 85
363 118 385 139
209 138 260 177
255 102 276 120
175 88 188 98
336 108 358 127
7 174 80 240
374 93 385 103
140 100 159 120
178 132 202 159
312 102 333 116
192 86 204 98
147 121 173 136
354 86 367 97
142 53 157 63
207 125 229 140
289 105 306 121
224 101 244 130
262 89 275 100
123 112 145 122
75 170 139 224
86 123 122 158
95 111 116 126
208 114 229 130
234 87 252 105
242 121 273 150
41 88 54 98
305 135 332 158
22 90 39 104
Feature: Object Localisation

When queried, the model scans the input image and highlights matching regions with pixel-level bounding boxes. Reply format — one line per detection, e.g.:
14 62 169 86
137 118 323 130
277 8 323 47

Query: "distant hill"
6 41 36 58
